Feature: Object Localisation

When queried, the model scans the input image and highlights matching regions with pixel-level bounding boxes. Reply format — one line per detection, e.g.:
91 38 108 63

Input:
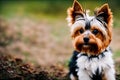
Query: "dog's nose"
83 37 89 43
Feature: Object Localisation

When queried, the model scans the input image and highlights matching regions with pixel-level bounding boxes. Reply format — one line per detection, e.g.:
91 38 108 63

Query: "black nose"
83 37 89 43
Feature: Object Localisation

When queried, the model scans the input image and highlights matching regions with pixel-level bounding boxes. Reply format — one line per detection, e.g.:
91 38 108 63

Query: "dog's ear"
95 3 113 26
73 0 83 14
67 0 84 26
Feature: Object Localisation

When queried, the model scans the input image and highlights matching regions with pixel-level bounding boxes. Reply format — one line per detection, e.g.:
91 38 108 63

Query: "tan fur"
102 74 107 80
95 4 113 27
67 0 84 26
73 32 104 55
95 4 113 51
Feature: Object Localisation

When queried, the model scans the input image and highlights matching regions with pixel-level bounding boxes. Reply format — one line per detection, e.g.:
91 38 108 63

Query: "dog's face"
67 0 113 55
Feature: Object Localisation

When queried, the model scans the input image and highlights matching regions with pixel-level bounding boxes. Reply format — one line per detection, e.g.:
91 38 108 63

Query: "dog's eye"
79 29 84 34
92 29 99 35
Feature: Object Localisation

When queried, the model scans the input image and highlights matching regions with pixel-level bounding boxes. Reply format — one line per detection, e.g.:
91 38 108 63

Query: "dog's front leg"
104 68 116 80
77 70 91 80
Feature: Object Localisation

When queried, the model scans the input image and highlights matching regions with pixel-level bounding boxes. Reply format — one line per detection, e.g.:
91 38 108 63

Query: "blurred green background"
0 0 120 25
0 0 120 69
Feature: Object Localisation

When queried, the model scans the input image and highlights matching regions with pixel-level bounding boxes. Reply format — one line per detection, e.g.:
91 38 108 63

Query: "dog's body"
67 0 115 80
69 48 115 80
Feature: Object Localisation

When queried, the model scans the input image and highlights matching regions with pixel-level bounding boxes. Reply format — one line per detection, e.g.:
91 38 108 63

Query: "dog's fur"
67 0 115 80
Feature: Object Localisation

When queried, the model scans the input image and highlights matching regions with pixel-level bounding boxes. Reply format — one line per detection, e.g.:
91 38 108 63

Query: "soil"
0 49 70 80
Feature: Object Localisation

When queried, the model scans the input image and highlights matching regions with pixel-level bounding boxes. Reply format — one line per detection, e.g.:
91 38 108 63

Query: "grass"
114 18 120 28
1 1 120 25
0 0 120 22
114 50 120 58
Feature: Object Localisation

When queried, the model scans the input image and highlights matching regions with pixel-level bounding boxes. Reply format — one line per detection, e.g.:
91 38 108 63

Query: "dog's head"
67 0 113 55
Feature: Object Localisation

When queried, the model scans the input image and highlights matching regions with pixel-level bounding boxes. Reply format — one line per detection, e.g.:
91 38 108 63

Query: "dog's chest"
76 51 113 80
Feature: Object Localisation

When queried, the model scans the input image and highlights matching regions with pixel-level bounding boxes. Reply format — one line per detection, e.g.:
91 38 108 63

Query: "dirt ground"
0 49 70 80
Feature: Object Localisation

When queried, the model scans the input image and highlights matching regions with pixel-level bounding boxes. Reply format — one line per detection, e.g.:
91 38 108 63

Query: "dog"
67 0 115 80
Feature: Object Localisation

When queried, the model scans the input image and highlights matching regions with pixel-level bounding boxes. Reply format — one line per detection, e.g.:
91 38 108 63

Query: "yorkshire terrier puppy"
67 0 115 80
